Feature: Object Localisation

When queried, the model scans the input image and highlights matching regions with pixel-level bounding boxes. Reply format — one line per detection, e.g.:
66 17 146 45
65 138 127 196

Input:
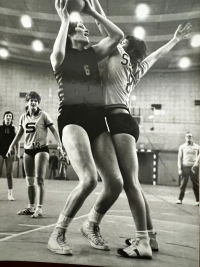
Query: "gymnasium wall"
0 60 199 184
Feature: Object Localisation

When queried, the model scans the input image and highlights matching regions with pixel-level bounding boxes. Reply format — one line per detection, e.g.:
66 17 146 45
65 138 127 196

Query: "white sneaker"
195 201 199 206
8 196 15 201
125 232 159 252
176 200 182 204
80 221 110 251
118 238 152 259
31 209 42 218
47 229 73 255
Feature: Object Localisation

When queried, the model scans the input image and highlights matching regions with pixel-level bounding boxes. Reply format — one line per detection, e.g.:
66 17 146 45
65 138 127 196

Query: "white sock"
135 230 149 240
8 189 13 197
36 205 42 211
55 213 73 230
88 206 104 224
28 204 35 211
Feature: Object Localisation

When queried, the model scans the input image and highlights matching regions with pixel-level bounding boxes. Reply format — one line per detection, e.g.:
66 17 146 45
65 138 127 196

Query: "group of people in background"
0 0 198 261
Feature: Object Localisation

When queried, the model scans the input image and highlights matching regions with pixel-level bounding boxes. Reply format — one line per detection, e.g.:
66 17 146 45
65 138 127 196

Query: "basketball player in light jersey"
7 92 63 218
0 111 19 201
47 0 124 255
81 0 192 259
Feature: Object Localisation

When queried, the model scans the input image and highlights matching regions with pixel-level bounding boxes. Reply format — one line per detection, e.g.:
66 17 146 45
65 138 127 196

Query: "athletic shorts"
58 105 108 143
0 147 14 159
106 113 139 142
25 146 49 158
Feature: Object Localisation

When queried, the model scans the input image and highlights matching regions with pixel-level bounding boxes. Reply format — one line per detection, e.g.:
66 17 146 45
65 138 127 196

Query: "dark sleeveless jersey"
53 47 104 115
0 124 15 148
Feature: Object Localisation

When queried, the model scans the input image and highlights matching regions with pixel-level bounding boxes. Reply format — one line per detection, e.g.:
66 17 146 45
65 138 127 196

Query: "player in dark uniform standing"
82 0 192 259
47 0 124 255
0 111 19 201
7 92 63 218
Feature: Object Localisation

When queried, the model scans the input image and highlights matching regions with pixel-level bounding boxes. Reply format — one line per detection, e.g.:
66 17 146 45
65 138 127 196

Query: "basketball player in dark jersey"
83 0 192 259
47 0 124 255
0 111 19 201
7 92 63 218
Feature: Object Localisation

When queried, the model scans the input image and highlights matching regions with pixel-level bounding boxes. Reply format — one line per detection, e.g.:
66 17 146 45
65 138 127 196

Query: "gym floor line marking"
18 224 45 227
105 215 199 228
0 214 87 242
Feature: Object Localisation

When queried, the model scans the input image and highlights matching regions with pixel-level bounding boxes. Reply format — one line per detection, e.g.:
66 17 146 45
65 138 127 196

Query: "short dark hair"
25 91 41 103
3 111 13 125
125 36 147 65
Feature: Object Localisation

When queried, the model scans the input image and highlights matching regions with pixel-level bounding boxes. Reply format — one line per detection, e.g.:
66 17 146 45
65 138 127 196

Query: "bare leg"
24 153 36 205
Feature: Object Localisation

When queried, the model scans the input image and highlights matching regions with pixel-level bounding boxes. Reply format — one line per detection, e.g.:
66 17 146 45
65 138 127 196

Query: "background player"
7 91 63 218
177 132 199 205
0 111 19 201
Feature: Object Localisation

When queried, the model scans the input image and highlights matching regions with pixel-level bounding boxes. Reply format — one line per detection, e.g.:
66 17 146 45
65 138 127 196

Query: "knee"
80 176 97 194
26 176 35 186
108 177 124 195
6 172 12 179
123 178 140 192
36 177 44 186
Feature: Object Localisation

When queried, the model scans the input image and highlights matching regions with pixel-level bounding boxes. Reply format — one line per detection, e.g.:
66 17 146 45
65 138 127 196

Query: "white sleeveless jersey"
102 45 149 110
19 109 53 149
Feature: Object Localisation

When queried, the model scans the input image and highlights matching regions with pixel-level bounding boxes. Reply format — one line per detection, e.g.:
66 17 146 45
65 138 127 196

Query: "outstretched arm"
51 0 70 71
83 0 124 61
144 23 192 68
6 127 24 157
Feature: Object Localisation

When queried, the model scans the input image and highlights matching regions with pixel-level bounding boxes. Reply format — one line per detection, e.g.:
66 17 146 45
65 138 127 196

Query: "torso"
19 110 53 150
53 47 103 115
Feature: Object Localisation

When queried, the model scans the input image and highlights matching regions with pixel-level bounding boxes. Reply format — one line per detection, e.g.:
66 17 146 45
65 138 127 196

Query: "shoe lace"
89 224 106 245
56 232 67 247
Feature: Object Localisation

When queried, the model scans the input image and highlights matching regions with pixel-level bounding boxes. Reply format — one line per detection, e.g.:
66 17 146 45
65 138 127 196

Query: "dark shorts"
58 105 108 143
25 146 49 158
106 113 139 142
0 147 14 159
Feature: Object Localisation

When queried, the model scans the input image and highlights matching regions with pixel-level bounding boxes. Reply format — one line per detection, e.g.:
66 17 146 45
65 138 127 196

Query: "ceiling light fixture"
133 26 145 39
135 3 150 19
0 48 9 58
179 57 191 69
191 34 200 47
21 15 32 28
32 40 44 52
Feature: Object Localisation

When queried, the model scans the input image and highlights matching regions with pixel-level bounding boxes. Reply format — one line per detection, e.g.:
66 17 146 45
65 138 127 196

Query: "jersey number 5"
84 65 90 76
26 122 36 133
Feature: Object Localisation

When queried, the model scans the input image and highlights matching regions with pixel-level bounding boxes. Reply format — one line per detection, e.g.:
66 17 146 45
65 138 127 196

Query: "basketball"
67 0 85 14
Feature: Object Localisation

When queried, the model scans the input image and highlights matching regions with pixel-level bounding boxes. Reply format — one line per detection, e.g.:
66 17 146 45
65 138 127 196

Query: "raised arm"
144 23 192 69
91 0 108 38
6 127 24 157
83 0 124 61
50 0 70 71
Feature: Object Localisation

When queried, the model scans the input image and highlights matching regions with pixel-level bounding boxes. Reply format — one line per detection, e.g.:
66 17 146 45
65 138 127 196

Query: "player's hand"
82 0 95 15
191 164 198 173
174 23 192 42
178 169 183 176
55 0 69 21
6 147 13 158
65 155 70 165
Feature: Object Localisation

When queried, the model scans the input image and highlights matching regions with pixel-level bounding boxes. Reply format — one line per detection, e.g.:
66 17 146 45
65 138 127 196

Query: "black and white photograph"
0 1 199 267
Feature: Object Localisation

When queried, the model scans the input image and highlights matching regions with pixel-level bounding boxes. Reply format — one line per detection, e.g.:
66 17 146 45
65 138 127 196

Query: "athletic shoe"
125 232 159 252
31 209 42 218
117 238 152 259
195 201 199 206
176 200 182 204
80 221 110 251
17 208 35 215
8 196 15 201
47 229 73 255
